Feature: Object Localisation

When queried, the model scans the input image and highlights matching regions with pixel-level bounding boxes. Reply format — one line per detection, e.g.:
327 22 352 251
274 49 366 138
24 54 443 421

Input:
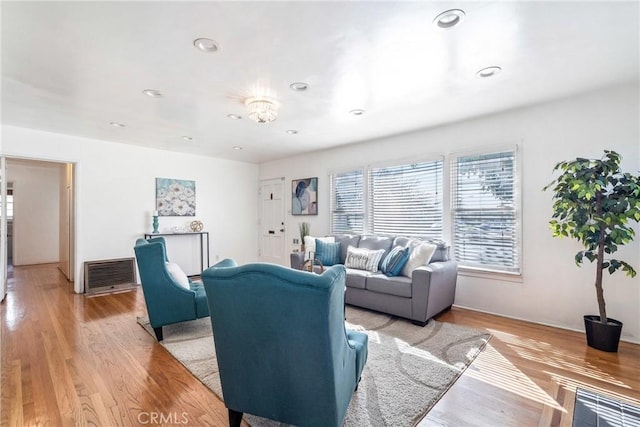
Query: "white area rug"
138 306 490 426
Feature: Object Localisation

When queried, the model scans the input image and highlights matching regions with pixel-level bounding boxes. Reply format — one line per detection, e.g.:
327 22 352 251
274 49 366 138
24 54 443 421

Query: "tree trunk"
595 190 607 324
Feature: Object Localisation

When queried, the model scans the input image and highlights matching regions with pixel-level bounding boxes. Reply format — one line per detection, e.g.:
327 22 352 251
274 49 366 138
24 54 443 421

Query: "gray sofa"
290 234 458 325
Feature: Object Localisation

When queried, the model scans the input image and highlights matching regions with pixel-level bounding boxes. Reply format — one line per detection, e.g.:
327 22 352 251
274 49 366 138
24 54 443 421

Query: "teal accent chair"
133 237 209 341
201 260 368 427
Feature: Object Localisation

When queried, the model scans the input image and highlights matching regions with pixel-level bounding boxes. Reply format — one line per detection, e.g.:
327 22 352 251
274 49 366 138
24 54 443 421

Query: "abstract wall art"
292 177 318 215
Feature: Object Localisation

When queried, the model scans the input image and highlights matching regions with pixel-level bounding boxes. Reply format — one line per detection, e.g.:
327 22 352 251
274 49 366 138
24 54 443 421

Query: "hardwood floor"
2 264 639 426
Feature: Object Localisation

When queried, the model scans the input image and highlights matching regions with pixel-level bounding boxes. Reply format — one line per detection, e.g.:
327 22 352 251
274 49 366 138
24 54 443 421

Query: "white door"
259 178 286 265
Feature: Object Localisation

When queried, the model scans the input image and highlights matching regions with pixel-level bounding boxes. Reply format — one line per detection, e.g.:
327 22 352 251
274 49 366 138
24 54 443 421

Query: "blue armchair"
133 237 209 341
201 260 368 427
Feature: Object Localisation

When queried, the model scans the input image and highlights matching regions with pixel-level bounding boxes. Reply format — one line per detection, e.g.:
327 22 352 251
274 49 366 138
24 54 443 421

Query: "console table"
144 232 210 275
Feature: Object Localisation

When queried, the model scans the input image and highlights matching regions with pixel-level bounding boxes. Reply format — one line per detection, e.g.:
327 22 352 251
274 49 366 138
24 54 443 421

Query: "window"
0 188 13 220
330 158 443 238
368 160 443 238
451 148 520 274
330 170 364 234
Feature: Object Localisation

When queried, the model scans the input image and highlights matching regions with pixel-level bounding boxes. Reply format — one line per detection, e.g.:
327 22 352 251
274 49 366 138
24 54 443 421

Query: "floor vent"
84 257 137 295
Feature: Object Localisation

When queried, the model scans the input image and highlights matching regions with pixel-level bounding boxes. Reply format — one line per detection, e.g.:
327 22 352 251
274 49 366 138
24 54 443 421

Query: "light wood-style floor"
2 264 639 427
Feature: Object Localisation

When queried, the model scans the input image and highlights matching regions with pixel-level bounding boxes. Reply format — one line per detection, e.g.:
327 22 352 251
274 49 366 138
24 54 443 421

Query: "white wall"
1 125 260 291
259 83 640 342
6 161 61 265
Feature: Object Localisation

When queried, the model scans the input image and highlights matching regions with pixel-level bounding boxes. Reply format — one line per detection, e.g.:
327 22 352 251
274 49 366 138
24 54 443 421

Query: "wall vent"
84 257 137 295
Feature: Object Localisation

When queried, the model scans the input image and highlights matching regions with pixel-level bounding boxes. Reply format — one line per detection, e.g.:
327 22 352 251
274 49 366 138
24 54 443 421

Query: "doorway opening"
3 158 75 282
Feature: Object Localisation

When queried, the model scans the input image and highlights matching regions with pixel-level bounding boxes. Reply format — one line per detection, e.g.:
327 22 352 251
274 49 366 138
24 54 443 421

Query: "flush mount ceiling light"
476 66 502 78
193 38 220 53
142 89 163 98
227 114 242 120
349 109 366 116
245 97 279 124
289 82 309 92
286 129 298 135
433 9 465 29
110 121 125 127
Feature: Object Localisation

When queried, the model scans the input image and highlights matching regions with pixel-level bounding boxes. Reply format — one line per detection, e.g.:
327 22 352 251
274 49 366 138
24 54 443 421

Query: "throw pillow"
165 262 190 289
402 242 437 277
344 246 386 272
315 240 341 266
304 235 335 259
380 245 411 277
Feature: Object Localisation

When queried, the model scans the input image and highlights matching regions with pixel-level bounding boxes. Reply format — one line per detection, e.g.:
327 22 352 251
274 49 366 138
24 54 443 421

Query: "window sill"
458 266 523 283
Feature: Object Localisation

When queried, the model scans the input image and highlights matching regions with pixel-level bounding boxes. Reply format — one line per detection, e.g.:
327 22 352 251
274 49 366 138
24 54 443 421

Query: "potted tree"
544 150 640 351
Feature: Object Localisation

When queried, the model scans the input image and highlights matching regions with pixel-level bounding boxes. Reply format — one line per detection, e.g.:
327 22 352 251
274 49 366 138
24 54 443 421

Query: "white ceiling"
2 1 638 164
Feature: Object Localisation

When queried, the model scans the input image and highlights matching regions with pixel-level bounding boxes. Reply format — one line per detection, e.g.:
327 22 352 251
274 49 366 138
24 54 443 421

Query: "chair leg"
153 326 163 341
228 409 243 427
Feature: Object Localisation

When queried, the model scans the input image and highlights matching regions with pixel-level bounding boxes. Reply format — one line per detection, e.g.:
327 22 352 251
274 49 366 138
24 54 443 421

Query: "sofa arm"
290 251 305 270
410 261 458 323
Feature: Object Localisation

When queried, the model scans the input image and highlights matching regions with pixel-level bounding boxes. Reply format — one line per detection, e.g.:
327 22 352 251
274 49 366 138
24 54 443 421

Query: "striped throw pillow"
315 240 341 266
380 246 410 277
344 246 385 272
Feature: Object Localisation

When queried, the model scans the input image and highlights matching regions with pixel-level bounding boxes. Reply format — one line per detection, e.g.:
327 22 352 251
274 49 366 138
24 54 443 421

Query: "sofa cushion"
366 274 412 298
315 240 341 266
345 268 369 289
358 235 394 252
345 246 385 272
333 234 361 264
380 246 410 277
402 241 437 277
427 239 451 262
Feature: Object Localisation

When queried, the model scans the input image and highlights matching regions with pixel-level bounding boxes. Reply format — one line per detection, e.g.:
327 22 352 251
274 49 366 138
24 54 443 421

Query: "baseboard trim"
452 304 640 345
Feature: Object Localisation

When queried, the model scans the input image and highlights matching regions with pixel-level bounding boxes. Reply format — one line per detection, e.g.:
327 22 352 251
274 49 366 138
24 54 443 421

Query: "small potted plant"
544 150 639 352
299 222 310 253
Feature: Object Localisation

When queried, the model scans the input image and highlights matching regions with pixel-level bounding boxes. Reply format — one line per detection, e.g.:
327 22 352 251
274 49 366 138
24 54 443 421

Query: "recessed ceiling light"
227 114 242 120
142 89 163 98
193 38 220 53
476 66 502 78
182 136 193 142
289 82 309 92
433 9 465 29
233 146 243 150
286 130 298 135
349 109 366 116
110 122 125 128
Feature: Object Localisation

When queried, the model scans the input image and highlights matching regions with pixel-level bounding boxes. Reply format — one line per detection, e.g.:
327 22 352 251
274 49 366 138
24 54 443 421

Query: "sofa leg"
153 326 163 341
411 320 428 327
228 409 243 427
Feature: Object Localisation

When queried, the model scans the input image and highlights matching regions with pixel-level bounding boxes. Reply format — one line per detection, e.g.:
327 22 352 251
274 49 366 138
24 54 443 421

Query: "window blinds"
368 159 443 239
330 170 364 234
451 149 520 273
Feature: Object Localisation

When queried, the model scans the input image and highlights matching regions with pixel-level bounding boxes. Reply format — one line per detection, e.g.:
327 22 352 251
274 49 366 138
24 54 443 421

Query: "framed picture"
292 177 318 215
156 178 196 216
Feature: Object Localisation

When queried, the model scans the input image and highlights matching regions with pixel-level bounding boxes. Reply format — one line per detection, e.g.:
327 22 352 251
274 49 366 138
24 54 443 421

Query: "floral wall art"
156 178 196 216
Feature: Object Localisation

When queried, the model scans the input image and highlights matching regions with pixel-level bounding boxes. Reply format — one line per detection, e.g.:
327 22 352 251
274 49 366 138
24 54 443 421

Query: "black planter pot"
583 315 623 352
